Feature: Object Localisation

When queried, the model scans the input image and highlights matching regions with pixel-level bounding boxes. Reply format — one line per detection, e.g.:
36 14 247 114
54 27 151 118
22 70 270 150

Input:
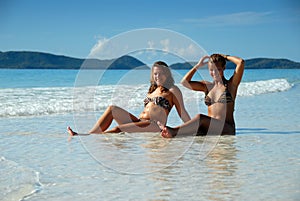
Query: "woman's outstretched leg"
158 114 202 138
104 120 160 133
158 114 213 138
89 105 139 134
67 126 78 136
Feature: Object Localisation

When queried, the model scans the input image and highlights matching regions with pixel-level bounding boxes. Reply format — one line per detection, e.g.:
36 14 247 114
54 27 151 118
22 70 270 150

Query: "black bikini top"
144 96 171 111
204 79 234 106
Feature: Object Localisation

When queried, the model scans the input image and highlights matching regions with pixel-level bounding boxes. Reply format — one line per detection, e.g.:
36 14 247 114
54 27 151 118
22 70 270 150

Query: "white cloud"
174 44 199 59
88 29 207 61
147 41 155 49
89 37 109 58
160 39 170 52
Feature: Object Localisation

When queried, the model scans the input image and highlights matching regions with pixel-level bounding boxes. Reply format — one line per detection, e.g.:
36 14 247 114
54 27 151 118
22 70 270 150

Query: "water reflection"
79 132 241 200
79 132 193 174
201 136 241 201
148 136 240 200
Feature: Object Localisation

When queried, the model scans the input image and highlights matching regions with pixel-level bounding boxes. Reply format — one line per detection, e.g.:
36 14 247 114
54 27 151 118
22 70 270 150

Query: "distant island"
0 51 146 69
0 51 300 69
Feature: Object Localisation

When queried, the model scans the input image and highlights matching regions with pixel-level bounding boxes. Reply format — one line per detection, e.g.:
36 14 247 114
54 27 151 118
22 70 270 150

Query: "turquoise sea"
0 68 299 200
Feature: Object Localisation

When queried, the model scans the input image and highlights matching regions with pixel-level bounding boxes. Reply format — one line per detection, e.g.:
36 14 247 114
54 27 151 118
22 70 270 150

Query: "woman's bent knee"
194 114 202 120
110 127 121 133
107 105 120 112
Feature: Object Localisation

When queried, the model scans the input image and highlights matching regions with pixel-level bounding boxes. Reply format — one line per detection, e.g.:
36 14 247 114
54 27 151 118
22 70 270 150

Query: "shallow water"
1 69 300 200
1 121 299 200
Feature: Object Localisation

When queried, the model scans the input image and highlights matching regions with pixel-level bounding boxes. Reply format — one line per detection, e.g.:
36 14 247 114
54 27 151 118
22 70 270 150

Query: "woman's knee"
111 126 121 133
107 105 119 112
194 114 202 120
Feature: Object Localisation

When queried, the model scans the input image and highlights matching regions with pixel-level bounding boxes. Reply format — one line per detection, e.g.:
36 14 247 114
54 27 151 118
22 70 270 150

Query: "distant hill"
0 51 146 69
0 51 300 69
233 58 300 69
171 58 300 69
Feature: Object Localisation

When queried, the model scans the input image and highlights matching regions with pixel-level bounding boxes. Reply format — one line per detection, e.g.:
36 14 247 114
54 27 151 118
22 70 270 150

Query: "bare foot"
67 126 78 136
156 121 176 138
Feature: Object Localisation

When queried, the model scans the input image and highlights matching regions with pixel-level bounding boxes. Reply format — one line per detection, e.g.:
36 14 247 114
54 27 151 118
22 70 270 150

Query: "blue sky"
1 0 300 62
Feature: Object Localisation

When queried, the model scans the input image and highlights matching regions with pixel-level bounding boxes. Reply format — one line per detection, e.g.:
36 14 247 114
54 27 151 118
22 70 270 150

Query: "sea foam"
0 79 292 117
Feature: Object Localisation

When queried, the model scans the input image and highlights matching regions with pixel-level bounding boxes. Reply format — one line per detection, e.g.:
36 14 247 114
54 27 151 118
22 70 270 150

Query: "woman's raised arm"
181 55 210 91
224 55 245 87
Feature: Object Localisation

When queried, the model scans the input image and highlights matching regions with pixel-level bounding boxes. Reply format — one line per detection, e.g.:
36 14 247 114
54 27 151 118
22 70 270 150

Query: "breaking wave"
0 79 292 117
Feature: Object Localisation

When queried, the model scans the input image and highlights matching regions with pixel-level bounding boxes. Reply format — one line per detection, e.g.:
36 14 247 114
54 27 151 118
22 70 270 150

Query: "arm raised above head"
226 55 245 87
181 55 210 91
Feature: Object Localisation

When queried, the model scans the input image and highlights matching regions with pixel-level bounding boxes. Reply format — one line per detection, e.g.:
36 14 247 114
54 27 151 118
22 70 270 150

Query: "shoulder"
168 85 184 99
169 85 181 93
168 85 184 103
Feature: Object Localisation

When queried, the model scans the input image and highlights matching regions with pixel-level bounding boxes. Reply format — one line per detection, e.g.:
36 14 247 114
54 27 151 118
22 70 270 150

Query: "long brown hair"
148 61 175 94
210 54 226 68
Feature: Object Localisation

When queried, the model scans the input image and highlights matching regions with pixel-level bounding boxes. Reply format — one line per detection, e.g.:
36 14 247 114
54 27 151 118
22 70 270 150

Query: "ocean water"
0 69 299 200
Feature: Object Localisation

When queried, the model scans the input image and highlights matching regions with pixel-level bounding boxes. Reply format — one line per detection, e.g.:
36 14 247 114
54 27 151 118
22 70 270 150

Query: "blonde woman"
68 61 190 135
